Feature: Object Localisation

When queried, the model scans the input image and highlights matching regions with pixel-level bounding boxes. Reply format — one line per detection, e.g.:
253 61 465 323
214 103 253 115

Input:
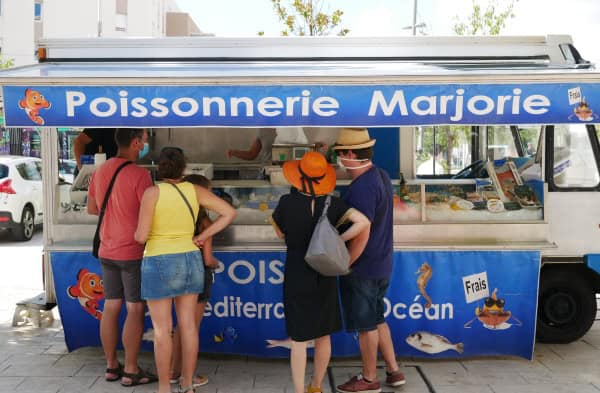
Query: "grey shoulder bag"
304 195 350 276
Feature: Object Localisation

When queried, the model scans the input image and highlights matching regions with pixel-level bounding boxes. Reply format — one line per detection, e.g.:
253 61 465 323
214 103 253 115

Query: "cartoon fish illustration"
66 268 104 320
18 88 51 125
416 262 433 308
142 328 154 342
266 337 315 350
213 333 224 343
406 331 464 354
214 326 238 343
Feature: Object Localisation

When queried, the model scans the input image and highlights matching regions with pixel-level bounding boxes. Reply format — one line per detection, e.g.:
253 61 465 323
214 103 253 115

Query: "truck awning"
1 60 599 84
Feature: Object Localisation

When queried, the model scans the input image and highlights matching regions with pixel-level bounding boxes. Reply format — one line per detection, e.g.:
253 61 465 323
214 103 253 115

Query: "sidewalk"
0 314 599 393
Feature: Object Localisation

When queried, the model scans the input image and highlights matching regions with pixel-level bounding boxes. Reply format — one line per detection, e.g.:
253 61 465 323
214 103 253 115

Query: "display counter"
53 172 546 250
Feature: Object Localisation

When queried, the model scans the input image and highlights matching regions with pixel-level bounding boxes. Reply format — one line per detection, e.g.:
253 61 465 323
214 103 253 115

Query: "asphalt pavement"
1 230 600 392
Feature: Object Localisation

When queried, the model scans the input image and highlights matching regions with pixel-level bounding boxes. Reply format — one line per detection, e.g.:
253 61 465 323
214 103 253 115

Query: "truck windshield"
415 125 472 177
553 124 599 188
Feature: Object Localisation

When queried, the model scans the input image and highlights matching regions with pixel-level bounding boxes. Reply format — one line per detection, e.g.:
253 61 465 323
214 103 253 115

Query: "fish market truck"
1 35 600 359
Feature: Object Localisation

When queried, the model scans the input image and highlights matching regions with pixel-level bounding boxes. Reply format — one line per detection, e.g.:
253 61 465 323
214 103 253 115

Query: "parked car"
58 159 76 184
0 156 43 241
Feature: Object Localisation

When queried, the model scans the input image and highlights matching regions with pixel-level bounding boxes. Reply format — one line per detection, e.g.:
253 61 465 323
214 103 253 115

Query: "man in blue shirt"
334 128 405 393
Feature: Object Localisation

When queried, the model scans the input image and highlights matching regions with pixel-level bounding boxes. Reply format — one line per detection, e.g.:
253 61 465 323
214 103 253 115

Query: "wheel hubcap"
543 292 577 326
23 210 34 238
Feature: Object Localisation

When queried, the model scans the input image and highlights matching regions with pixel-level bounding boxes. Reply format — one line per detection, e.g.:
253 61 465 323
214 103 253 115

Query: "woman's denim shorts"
141 250 204 300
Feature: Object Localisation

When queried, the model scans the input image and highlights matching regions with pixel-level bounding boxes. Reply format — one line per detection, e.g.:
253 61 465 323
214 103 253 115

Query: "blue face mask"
138 142 149 159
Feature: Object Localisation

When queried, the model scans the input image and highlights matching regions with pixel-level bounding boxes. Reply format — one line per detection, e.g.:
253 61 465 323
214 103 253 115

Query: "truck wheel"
12 206 35 242
536 268 597 343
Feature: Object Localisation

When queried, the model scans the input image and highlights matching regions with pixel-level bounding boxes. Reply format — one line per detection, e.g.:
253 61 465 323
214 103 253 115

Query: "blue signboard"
51 249 539 359
3 83 599 127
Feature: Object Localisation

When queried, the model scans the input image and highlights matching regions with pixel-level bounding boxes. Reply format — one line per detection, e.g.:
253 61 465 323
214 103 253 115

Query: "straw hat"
282 151 336 195
333 128 376 150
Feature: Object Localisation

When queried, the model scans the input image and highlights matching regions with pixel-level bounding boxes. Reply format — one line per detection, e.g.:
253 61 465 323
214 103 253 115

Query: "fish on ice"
406 331 464 354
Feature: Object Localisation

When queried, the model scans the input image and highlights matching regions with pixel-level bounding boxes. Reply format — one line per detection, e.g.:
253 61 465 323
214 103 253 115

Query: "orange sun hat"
282 151 336 196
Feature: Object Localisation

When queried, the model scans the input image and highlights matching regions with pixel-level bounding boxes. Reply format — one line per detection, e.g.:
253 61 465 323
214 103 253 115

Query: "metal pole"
97 0 102 37
412 0 417 36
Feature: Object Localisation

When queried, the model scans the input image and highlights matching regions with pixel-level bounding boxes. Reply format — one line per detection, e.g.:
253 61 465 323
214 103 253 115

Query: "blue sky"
176 0 600 62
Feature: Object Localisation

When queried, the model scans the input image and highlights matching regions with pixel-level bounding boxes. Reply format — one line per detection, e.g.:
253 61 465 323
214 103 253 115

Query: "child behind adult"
170 174 218 388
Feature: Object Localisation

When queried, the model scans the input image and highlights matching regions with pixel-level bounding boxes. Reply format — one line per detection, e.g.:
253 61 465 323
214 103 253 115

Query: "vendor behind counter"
73 128 118 175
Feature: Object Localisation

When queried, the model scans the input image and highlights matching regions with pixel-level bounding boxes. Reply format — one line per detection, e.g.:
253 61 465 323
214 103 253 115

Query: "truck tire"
12 206 35 242
536 268 597 343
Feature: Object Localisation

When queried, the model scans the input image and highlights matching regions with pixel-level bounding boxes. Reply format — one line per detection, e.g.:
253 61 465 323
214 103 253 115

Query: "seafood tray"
511 184 542 209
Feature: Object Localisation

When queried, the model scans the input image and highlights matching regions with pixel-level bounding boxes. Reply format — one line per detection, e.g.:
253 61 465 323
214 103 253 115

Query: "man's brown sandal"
104 363 123 382
120 367 158 387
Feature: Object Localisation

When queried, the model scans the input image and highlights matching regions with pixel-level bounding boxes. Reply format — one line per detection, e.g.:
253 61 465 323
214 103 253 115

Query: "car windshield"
0 164 7 179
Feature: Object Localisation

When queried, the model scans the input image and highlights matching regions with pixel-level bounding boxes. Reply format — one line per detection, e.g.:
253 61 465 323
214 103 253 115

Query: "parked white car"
0 156 43 241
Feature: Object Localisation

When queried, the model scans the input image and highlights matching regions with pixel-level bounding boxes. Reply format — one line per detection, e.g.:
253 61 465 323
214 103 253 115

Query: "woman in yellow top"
134 148 236 393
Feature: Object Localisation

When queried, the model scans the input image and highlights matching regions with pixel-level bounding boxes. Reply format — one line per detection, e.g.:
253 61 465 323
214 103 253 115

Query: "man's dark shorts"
100 258 143 303
339 273 390 332
198 268 214 303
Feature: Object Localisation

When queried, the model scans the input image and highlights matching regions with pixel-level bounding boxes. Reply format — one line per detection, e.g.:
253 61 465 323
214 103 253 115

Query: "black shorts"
100 258 143 303
198 268 214 302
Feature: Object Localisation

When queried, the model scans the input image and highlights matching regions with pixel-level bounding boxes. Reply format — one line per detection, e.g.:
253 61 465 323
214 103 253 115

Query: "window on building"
34 2 42 20
115 0 128 32
116 0 128 15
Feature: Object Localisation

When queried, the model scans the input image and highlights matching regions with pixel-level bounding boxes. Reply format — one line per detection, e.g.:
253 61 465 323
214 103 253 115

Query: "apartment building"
0 0 206 67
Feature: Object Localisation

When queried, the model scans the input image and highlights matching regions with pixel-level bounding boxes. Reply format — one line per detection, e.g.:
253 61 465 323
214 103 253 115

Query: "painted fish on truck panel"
50 250 539 359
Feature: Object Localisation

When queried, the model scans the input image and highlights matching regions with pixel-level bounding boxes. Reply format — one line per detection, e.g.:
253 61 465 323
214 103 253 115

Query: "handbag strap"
320 194 332 219
169 183 197 232
97 160 133 232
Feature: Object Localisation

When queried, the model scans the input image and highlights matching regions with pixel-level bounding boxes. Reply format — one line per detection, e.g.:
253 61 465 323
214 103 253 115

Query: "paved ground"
0 312 599 392
2 231 600 392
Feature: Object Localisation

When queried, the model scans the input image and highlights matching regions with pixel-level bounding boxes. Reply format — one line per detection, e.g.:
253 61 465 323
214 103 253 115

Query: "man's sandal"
179 385 196 393
105 363 123 382
120 367 158 387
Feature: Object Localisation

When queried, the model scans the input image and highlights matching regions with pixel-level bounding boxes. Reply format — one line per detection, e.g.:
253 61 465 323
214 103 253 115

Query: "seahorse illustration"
416 262 433 308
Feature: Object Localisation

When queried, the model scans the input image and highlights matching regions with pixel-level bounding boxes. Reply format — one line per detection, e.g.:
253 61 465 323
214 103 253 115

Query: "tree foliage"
0 56 14 69
267 0 349 36
453 0 517 36
414 1 521 175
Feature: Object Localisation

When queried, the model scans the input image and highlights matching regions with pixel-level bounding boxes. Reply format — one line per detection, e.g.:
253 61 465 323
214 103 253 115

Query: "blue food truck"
1 35 599 360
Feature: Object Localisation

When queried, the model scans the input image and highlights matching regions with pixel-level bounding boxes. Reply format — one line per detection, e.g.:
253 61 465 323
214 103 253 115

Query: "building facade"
0 0 206 67
0 0 207 156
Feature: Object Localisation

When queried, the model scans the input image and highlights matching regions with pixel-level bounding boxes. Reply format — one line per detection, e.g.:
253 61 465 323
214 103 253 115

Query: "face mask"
337 156 371 170
138 142 149 159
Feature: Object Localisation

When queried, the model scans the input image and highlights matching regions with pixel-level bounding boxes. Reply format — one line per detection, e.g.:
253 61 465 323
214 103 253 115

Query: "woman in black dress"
271 152 370 393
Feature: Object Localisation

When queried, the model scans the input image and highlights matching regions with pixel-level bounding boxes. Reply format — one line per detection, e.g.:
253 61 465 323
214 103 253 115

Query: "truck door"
537 123 600 343
545 124 600 256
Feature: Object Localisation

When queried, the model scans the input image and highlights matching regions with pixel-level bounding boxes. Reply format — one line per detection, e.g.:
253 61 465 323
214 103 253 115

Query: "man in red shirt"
88 128 155 387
